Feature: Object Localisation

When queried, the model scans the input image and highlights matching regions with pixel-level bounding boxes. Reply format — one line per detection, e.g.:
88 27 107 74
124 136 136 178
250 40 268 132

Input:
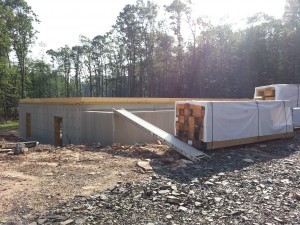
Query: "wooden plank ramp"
113 108 209 162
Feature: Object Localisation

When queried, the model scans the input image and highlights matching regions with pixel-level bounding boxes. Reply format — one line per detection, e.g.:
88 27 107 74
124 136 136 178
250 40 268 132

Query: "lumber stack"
175 100 294 150
175 103 205 148
255 87 275 100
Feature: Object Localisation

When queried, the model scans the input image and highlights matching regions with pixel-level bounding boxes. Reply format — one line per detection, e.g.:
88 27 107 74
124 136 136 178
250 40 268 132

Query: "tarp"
175 100 293 143
254 84 300 107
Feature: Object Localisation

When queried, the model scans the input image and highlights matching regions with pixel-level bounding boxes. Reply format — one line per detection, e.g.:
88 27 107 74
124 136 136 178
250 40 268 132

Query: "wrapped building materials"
175 100 293 150
292 107 300 127
254 84 300 107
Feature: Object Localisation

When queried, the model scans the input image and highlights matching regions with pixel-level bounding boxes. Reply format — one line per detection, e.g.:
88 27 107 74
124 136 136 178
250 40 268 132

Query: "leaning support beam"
113 108 209 162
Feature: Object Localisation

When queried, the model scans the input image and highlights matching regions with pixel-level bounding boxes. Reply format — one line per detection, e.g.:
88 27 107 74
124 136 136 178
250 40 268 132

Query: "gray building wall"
80 110 175 146
19 104 81 145
19 100 175 146
81 111 114 146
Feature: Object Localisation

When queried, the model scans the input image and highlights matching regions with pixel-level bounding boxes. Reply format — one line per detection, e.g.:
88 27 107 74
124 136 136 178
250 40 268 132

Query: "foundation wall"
113 110 175 145
19 98 177 146
81 111 114 146
19 104 81 145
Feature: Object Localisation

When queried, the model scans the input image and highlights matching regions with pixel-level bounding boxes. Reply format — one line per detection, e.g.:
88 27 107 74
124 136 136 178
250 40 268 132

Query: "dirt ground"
0 130 299 224
0 134 180 223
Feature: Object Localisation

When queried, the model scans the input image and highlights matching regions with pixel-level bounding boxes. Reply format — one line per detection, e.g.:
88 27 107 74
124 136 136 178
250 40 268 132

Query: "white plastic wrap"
175 100 293 143
254 84 300 107
292 107 300 127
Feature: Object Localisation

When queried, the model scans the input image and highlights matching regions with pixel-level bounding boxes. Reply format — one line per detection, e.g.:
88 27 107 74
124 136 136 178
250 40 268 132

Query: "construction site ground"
0 129 299 225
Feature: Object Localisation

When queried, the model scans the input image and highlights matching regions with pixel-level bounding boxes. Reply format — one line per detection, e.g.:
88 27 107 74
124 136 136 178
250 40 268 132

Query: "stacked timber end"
255 86 275 100
175 102 205 149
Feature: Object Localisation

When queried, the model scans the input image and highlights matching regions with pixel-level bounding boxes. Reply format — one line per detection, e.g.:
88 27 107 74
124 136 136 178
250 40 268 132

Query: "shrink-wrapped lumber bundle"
175 102 205 148
254 84 300 107
175 100 294 150
254 84 300 127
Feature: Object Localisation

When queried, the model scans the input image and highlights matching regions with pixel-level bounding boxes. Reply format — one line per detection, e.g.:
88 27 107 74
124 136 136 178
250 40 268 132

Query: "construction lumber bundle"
175 103 205 148
175 100 294 150
254 84 300 127
254 84 300 107
255 87 275 100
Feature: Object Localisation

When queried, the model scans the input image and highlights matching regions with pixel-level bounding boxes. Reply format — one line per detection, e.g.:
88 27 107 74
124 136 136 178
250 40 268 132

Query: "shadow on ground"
101 131 300 183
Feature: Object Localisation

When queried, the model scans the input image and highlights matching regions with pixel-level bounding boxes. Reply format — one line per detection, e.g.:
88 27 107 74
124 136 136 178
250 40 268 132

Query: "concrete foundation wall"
113 110 174 145
81 110 174 146
19 104 81 145
19 100 175 146
81 111 114 146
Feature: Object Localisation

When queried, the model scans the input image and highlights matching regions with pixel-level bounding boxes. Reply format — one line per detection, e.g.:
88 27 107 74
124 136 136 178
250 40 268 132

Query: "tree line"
0 0 299 119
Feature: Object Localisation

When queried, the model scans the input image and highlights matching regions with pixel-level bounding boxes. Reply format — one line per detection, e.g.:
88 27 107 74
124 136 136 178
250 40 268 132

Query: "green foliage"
0 120 19 129
1 0 300 120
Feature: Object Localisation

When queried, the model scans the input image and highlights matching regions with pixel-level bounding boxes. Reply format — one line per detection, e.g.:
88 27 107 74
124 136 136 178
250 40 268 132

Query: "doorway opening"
54 117 62 146
26 113 31 138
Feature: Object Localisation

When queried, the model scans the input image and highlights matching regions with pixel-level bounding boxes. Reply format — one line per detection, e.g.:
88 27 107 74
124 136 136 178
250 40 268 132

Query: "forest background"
0 0 299 119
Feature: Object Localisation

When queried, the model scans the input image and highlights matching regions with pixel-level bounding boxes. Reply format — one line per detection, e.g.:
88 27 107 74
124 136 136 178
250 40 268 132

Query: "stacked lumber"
175 100 294 150
255 87 275 100
175 103 205 148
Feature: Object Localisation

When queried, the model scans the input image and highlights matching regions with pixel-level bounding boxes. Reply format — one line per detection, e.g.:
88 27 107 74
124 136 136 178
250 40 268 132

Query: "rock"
171 185 177 191
99 194 108 201
137 160 153 172
166 215 172 219
166 196 181 205
274 217 284 222
178 206 188 212
22 147 29 154
241 216 249 221
61 219 74 225
263 195 270 200
243 158 254 163
47 215 65 221
14 143 25 155
156 140 162 145
204 181 214 185
133 194 142 199
22 214 35 220
221 180 229 186
293 192 300 200
214 197 222 202
280 179 291 184
75 218 87 224
158 190 170 195
259 184 265 188
28 222 37 225
188 190 195 197
37 218 47 224
195 201 201 207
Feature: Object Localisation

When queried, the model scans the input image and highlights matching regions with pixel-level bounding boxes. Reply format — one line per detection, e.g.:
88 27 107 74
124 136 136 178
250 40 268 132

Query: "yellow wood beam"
19 97 251 105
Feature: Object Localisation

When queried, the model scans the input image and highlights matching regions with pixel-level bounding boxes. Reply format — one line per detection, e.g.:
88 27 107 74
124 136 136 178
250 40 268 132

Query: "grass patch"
0 120 19 130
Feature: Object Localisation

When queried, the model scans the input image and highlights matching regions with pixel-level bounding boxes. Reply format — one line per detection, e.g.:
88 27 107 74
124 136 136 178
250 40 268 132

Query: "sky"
26 0 287 57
